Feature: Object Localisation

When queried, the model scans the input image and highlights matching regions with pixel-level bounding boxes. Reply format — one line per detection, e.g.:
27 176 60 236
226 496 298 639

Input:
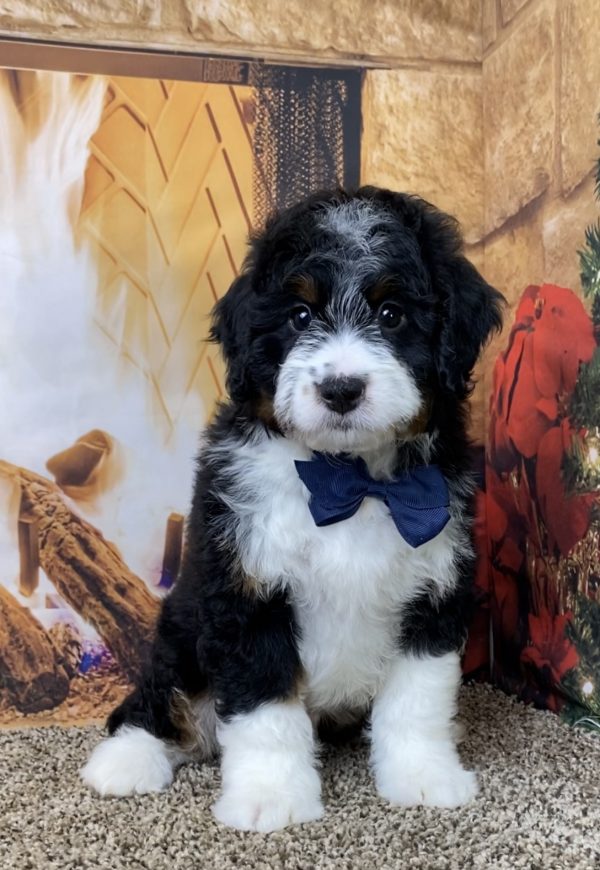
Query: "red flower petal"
533 285 595 396
506 336 552 457
535 396 559 421
532 314 564 398
486 488 508 541
559 640 580 676
497 536 524 574
522 609 579 683
491 569 520 642
514 285 538 323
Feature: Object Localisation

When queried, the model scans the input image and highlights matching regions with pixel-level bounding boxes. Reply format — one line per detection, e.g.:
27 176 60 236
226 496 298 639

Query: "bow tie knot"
366 479 388 499
294 452 450 548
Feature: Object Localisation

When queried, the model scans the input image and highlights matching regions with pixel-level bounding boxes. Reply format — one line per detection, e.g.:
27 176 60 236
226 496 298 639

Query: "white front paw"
213 754 324 833
212 786 324 833
376 745 478 809
214 700 323 831
81 726 174 797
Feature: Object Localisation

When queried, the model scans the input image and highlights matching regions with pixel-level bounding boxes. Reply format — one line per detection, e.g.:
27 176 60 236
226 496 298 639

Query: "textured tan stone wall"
1 0 599 445
0 0 482 63
362 69 484 245
479 0 600 430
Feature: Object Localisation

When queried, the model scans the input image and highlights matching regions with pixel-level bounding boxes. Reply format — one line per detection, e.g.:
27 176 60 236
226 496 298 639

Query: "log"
18 514 39 596
0 584 70 713
46 428 113 488
0 460 161 682
48 621 83 679
159 511 184 588
46 428 120 502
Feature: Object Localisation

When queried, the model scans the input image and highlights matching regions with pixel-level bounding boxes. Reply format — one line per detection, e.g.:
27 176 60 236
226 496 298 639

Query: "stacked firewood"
0 460 161 713
0 584 70 713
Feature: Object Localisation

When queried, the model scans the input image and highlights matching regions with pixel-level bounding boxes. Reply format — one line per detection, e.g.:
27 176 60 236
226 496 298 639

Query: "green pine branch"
579 222 600 299
568 113 600 492
578 112 600 301
560 116 600 727
561 593 600 723
596 112 600 200
569 348 600 431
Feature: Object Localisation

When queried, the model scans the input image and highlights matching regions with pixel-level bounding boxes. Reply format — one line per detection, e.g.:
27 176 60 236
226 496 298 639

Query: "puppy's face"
213 189 503 453
269 203 435 453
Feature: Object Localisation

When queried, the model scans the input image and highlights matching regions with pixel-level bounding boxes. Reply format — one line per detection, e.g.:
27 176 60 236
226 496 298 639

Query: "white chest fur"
217 435 462 715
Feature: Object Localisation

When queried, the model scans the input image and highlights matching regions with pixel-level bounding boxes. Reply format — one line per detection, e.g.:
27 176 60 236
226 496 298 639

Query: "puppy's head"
212 187 503 453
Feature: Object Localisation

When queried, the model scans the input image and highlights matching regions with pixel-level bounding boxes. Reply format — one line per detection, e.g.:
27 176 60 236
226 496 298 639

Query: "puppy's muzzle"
317 376 366 415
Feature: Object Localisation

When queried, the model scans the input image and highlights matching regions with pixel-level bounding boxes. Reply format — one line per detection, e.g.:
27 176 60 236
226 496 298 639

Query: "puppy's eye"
377 301 405 333
290 304 313 332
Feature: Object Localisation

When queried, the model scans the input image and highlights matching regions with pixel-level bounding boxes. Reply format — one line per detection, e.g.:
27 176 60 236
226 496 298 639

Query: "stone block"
560 0 600 195
543 174 600 291
483 209 545 308
500 0 530 24
182 0 482 62
468 244 495 444
483 4 555 232
362 69 484 243
481 208 546 411
0 0 161 28
470 375 488 445
465 243 485 274
483 0 498 50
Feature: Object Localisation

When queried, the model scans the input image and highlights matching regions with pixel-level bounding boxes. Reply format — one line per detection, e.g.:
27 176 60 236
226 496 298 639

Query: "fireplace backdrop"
0 56 361 724
1 25 599 732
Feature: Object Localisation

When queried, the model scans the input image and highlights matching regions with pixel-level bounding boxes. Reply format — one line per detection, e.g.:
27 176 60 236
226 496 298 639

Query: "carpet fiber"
1 684 599 870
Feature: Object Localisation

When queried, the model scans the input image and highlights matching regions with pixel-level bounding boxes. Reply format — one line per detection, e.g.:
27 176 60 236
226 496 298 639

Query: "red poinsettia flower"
520 609 579 685
489 284 595 466
536 420 594 556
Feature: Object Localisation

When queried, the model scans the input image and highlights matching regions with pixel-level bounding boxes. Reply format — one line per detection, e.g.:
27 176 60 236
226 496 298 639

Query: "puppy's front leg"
370 651 477 808
213 699 322 832
205 588 322 833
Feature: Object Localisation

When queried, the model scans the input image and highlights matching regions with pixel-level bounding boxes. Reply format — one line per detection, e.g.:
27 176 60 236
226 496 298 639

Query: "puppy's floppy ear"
374 190 505 396
432 250 504 396
210 272 253 402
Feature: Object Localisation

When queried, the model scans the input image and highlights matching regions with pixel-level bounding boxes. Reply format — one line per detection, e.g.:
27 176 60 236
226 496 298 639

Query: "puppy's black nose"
317 376 366 414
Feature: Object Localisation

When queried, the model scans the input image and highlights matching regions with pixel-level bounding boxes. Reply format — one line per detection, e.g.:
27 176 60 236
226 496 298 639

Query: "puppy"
82 187 503 832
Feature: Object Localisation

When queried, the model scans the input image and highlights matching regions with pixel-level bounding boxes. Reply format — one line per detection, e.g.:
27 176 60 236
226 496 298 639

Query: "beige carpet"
1 684 599 870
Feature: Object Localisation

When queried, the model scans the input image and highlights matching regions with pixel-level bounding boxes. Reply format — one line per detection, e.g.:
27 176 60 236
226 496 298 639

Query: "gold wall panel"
79 77 253 432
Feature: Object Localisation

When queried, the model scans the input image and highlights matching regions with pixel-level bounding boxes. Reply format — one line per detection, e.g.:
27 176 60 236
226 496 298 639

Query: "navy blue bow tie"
294 452 450 548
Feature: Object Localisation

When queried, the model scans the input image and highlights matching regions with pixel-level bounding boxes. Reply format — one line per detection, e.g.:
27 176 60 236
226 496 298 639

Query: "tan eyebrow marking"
365 276 399 307
287 274 319 306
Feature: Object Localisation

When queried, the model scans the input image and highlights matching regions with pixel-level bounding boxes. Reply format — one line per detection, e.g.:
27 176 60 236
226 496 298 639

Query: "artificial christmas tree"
486 115 600 728
559 114 600 725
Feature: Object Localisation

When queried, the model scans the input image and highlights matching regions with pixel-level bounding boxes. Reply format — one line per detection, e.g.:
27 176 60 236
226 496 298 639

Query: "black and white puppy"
82 187 503 832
